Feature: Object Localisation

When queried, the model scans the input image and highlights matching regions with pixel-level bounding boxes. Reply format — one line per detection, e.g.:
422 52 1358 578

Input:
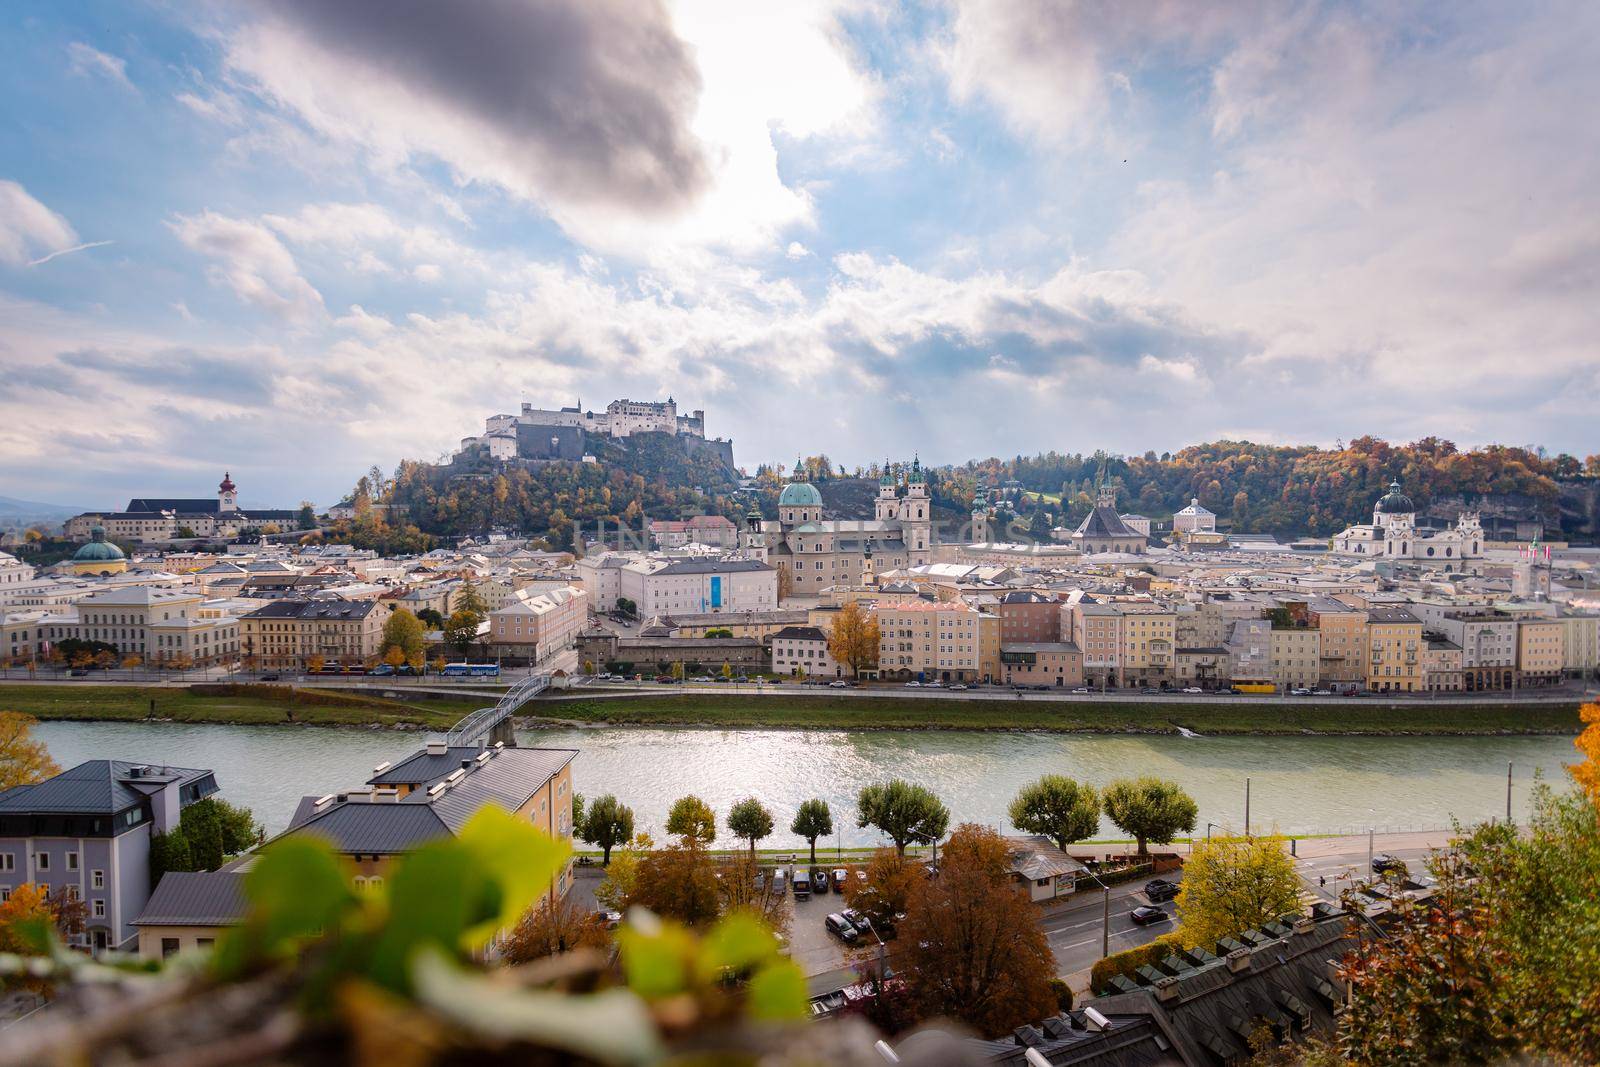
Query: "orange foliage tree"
1572 702 1600 808
0 711 59 792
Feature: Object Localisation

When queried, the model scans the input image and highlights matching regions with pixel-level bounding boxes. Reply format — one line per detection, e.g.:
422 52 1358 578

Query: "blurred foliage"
0 805 812 1066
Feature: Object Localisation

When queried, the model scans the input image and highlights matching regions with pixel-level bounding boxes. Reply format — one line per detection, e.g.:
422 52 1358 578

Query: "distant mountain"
0 495 83 519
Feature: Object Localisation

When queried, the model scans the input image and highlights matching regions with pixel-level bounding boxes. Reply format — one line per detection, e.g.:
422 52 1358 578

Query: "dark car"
831 868 849 893
1130 906 1170 926
825 913 859 943
1371 853 1408 875
812 868 831 894
792 871 811 899
260 673 280 681
1144 878 1180 903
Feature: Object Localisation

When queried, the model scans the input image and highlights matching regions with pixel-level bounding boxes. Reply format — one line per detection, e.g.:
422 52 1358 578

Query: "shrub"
1090 940 1169 993
1049 977 1074 1011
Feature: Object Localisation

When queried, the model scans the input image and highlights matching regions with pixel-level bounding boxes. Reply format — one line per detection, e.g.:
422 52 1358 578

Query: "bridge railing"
443 672 550 746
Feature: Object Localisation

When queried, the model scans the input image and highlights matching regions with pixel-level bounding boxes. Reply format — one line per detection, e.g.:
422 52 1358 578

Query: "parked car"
1140 687 1162 695
812 868 831 894
69 668 89 677
792 871 810 899
370 665 396 676
261 673 280 681
904 680 922 688
1181 686 1204 694
1372 853 1408 875
1144 878 1180 903
1071 686 1091 694
773 867 789 892
949 684 968 691
1312 688 1332 696
1130 906 1170 926
925 680 943 688
831 868 849 893
1290 687 1312 696
593 909 623 929
825 913 860 943
829 680 849 688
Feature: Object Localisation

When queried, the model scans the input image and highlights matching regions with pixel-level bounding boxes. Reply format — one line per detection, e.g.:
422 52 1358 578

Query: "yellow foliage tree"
0 882 52 955
307 655 326 674
1572 702 1600 809
0 711 59 792
1174 834 1301 949
383 645 406 668
827 601 880 678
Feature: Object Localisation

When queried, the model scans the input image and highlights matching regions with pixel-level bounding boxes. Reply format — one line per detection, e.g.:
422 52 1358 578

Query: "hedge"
1090 940 1171 994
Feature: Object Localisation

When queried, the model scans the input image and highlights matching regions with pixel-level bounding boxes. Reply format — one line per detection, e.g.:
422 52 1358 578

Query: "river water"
32 721 1580 846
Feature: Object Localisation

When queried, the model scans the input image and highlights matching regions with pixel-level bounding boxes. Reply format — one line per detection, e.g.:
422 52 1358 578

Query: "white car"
904 680 922 688
829 680 849 688
949 684 968 691
1182 686 1204 694
925 680 943 688
1291 687 1312 696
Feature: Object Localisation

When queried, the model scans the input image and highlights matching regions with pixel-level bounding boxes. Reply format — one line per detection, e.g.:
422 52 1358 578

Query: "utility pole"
1506 761 1513 822
1244 777 1251 839
1367 827 1374 873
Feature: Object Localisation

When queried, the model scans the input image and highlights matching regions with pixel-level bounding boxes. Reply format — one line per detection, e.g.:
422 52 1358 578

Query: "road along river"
32 719 1581 845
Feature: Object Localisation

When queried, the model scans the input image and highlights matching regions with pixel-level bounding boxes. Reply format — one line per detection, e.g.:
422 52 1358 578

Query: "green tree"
790 799 833 866
857 779 949 857
1101 777 1197 856
149 827 194 888
453 578 487 618
380 609 426 662
1174 834 1300 949
727 798 774 859
444 610 482 655
416 608 445 630
297 503 316 530
1008 775 1100 852
578 794 635 866
666 795 717 846
178 797 262 870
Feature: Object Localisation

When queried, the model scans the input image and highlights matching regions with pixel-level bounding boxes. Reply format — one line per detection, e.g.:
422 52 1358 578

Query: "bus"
442 663 500 678
1230 678 1277 694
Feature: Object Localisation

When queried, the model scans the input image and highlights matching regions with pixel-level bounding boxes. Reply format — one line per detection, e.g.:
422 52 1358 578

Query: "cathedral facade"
1331 481 1483 564
741 461 934 596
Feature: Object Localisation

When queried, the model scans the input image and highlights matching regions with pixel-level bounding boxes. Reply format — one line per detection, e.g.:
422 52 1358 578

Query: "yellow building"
1269 625 1321 690
1117 607 1176 687
977 610 1001 684
1366 607 1423 692
1308 599 1367 686
877 599 981 682
1516 619 1565 687
239 598 386 670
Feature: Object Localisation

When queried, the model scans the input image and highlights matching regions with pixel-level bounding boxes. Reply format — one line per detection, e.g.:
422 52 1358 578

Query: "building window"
161 938 181 958
93 899 105 917
67 852 79 871
36 853 49 871
0 854 12 872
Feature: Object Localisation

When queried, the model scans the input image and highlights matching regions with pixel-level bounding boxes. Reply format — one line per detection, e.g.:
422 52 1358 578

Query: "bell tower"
218 471 238 512
902 455 931 563
875 459 899 522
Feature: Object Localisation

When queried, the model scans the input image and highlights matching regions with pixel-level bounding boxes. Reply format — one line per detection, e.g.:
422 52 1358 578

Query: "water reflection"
33 721 1577 844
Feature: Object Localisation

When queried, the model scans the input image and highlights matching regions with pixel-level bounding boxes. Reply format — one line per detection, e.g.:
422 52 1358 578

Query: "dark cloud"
264 0 708 213
61 346 280 403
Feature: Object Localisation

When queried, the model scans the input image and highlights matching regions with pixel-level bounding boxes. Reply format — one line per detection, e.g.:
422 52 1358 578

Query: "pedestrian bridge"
443 672 550 747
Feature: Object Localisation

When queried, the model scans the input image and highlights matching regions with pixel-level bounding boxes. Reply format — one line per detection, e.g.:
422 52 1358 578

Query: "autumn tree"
444 610 482 656
665 795 717 846
791 798 833 866
383 646 406 668
1571 701 1600 809
0 711 59 791
1174 835 1300 949
897 824 1059 1037
577 793 634 865
1101 777 1197 856
594 833 651 911
1008 775 1100 852
380 609 426 663
727 797 774 859
501 896 611 964
827 601 880 678
307 655 325 674
630 842 723 928
0 883 54 957
857 780 948 856
844 847 920 929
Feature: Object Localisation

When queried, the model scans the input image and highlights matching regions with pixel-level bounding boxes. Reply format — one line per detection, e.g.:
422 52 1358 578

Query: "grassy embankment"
0 684 482 729
533 692 1585 736
0 684 1584 736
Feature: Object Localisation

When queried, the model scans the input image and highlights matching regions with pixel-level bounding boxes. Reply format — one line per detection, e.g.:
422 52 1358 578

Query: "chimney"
343 788 373 803
1082 1007 1111 1032
373 788 399 803
1293 917 1316 936
1226 947 1252 973
373 761 392 775
426 740 448 756
1153 975 1181 1003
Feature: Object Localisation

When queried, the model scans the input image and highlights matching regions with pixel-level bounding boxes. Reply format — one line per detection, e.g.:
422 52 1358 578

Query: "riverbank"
531 693 1586 736
1 684 1585 736
0 684 480 729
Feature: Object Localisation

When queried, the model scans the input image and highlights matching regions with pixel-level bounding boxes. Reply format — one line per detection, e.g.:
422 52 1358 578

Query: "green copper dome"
1375 481 1415 514
73 526 126 562
778 482 823 507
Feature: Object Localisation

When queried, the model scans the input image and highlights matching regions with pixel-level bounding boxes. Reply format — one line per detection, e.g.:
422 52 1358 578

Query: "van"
773 867 788 892
792 871 810 899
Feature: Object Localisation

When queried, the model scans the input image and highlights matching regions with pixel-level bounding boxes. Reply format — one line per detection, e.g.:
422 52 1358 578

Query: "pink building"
489 586 587 665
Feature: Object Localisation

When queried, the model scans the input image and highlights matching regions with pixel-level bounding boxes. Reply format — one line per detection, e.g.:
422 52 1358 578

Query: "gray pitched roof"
134 871 248 927
0 761 215 815
285 802 451 854
242 598 379 620
652 558 773 575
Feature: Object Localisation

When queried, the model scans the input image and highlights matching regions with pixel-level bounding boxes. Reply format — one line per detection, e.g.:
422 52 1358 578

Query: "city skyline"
3 1 1599 506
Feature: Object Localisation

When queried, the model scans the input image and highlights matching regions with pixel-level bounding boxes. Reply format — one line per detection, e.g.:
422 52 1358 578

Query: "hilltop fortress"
454 397 733 469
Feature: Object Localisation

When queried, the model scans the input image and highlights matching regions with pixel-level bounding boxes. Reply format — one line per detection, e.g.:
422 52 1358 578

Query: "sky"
2 1 1597 509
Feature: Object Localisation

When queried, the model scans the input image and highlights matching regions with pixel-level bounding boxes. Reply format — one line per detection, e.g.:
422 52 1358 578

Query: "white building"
1331 482 1483 565
1173 498 1217 534
455 396 710 460
577 553 777 618
770 625 843 678
0 552 35 590
35 587 243 666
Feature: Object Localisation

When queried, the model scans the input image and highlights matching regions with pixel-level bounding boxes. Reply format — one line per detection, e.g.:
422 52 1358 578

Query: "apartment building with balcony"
999 642 1084 688
1423 636 1464 691
1118 607 1176 687
1421 610 1518 691
1069 603 1122 689
876 599 981 682
1306 598 1368 686
1366 607 1423 692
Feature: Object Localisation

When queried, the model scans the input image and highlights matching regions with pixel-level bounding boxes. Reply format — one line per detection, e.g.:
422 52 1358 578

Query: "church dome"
218 470 236 494
1375 481 1415 514
779 482 823 507
73 526 126 562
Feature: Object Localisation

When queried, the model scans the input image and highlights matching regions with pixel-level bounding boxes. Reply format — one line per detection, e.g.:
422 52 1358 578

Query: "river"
32 721 1580 846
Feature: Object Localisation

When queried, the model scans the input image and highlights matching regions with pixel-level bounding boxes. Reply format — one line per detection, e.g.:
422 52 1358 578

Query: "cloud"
169 211 325 323
222 0 708 220
0 180 79 266
66 42 136 92
786 242 811 259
